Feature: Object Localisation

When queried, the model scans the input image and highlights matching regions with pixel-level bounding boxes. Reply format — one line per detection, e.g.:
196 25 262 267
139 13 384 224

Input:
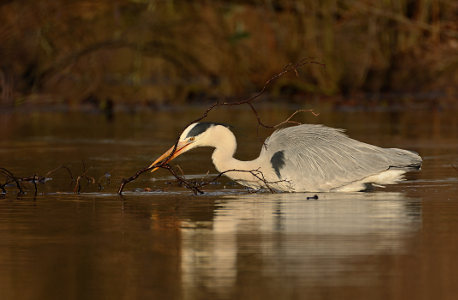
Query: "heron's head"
149 122 230 172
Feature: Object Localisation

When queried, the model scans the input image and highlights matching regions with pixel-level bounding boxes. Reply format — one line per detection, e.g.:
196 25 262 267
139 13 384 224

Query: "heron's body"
150 122 422 192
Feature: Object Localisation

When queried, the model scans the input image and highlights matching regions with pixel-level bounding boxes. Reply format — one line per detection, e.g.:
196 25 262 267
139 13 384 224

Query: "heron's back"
261 124 422 192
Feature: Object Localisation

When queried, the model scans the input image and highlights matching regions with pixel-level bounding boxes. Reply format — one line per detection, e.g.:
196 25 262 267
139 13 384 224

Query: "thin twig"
118 164 158 195
31 175 38 195
0 167 24 194
73 172 96 194
161 164 204 195
274 109 320 128
45 165 74 181
175 165 185 176
176 168 290 194
0 164 108 195
187 58 325 129
117 58 324 195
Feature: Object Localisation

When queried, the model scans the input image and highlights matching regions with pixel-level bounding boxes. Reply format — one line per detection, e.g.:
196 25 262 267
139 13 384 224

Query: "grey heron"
149 122 422 192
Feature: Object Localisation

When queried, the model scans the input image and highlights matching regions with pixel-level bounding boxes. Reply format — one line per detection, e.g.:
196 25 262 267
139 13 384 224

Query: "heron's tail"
386 148 422 170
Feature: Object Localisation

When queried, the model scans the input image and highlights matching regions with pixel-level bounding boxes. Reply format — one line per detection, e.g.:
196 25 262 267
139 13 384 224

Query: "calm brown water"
1 105 458 300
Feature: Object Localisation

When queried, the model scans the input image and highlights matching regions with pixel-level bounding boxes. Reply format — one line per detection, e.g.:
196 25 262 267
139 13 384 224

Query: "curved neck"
207 127 260 175
210 127 238 172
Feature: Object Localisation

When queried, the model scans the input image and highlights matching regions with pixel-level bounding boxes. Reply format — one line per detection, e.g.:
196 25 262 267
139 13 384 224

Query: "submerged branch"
196 168 291 193
161 164 204 195
0 163 109 196
0 167 24 194
118 165 156 195
45 165 74 181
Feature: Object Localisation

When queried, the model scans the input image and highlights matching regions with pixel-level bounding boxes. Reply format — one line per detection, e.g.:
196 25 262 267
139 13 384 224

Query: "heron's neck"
210 129 258 173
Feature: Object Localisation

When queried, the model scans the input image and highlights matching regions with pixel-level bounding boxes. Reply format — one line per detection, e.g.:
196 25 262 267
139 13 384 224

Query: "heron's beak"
149 141 192 173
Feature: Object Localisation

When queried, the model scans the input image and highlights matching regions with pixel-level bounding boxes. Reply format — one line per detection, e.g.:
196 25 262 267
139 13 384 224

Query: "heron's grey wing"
262 124 421 191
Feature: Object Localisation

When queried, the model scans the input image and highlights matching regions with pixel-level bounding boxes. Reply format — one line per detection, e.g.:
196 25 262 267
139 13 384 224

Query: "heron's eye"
189 137 195 141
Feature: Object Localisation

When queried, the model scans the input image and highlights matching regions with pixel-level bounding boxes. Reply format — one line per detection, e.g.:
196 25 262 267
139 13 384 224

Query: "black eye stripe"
185 122 230 138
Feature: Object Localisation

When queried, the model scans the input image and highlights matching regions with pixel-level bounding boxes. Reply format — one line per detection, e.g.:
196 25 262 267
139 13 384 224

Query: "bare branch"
187 57 325 129
31 175 38 195
118 164 158 195
117 58 324 195
273 109 320 128
72 162 97 194
0 167 24 194
161 164 204 195
0 162 112 196
45 165 74 181
175 168 291 194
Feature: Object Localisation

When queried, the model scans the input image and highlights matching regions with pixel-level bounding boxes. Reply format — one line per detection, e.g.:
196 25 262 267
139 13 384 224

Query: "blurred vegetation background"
0 0 457 109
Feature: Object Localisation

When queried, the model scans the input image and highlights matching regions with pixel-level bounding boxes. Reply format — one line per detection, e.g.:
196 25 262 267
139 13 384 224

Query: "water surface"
1 105 457 299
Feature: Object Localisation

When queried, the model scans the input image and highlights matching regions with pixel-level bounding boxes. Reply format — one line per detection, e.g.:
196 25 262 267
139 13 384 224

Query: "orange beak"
149 141 192 173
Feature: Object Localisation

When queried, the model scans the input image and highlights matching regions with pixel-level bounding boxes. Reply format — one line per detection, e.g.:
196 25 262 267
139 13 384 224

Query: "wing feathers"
261 124 422 191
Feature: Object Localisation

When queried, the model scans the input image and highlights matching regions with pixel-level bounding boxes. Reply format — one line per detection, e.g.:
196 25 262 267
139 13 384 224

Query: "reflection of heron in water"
179 192 422 293
149 122 422 192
